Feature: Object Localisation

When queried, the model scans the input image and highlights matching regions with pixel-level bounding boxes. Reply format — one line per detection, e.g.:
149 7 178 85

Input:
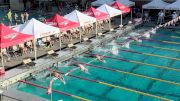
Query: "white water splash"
143 32 151 39
129 32 140 37
150 28 156 34
122 41 130 49
111 45 119 55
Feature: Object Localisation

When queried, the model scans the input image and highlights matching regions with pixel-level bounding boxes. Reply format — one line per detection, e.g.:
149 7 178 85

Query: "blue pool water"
15 29 180 101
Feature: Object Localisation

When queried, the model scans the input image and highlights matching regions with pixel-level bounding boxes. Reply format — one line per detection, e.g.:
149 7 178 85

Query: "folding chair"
47 50 58 57
23 58 36 66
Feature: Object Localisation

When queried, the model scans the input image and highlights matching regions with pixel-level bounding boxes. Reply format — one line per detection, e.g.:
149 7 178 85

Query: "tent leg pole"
1 50 4 68
121 14 123 25
142 8 144 17
59 35 62 51
80 30 82 43
95 22 98 38
34 39 37 60
109 18 111 31
131 9 133 20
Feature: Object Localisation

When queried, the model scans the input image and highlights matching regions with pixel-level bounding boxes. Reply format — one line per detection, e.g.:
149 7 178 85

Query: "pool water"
15 29 180 101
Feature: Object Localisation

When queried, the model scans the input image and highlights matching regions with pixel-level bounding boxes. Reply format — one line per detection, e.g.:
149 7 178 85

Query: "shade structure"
97 4 122 17
83 7 109 21
165 0 180 10
0 24 33 48
91 0 115 6
14 18 60 39
111 1 131 13
45 14 80 32
142 0 170 9
64 10 96 26
116 0 135 7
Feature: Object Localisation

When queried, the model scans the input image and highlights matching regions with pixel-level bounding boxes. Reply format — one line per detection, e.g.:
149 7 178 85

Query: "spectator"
157 10 164 24
14 13 18 25
24 11 29 23
172 11 178 20
21 13 24 23
172 11 178 26
7 9 12 25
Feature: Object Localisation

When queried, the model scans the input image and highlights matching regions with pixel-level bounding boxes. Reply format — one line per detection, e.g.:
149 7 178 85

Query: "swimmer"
122 41 130 48
95 54 105 62
86 52 105 63
77 64 89 73
129 36 141 42
52 71 66 85
47 78 54 94
65 62 89 76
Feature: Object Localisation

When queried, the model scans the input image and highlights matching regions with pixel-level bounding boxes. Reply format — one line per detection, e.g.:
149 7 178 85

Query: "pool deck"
0 24 136 90
1 89 49 101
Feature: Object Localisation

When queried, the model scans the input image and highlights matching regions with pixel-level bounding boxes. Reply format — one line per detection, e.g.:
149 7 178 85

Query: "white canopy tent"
14 18 60 39
64 10 96 26
97 4 123 28
14 18 60 60
97 4 122 17
165 0 180 10
64 10 96 41
116 0 135 7
142 0 170 9
91 0 115 6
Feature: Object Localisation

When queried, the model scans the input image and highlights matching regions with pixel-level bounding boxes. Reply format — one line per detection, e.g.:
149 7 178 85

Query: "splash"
150 28 156 34
129 32 140 36
143 32 150 39
111 45 119 55
122 41 130 49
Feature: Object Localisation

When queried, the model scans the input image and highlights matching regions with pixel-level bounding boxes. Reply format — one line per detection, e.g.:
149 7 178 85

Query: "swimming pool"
15 28 180 101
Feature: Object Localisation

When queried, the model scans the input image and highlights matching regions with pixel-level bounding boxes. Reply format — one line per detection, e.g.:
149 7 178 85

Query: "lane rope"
18 80 91 101
119 49 180 61
131 43 180 52
143 38 180 45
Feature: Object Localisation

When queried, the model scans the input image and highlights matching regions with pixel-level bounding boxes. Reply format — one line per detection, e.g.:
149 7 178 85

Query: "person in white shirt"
157 11 164 24
172 12 178 26
172 12 178 19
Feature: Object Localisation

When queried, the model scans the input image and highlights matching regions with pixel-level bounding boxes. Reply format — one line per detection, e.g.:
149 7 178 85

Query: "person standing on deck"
14 13 18 25
21 13 25 23
7 9 12 26
157 11 164 24
24 11 29 23
171 12 178 26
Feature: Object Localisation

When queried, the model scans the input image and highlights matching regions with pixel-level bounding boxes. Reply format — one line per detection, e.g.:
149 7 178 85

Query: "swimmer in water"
52 71 66 85
65 62 89 76
86 51 105 63
47 78 54 94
